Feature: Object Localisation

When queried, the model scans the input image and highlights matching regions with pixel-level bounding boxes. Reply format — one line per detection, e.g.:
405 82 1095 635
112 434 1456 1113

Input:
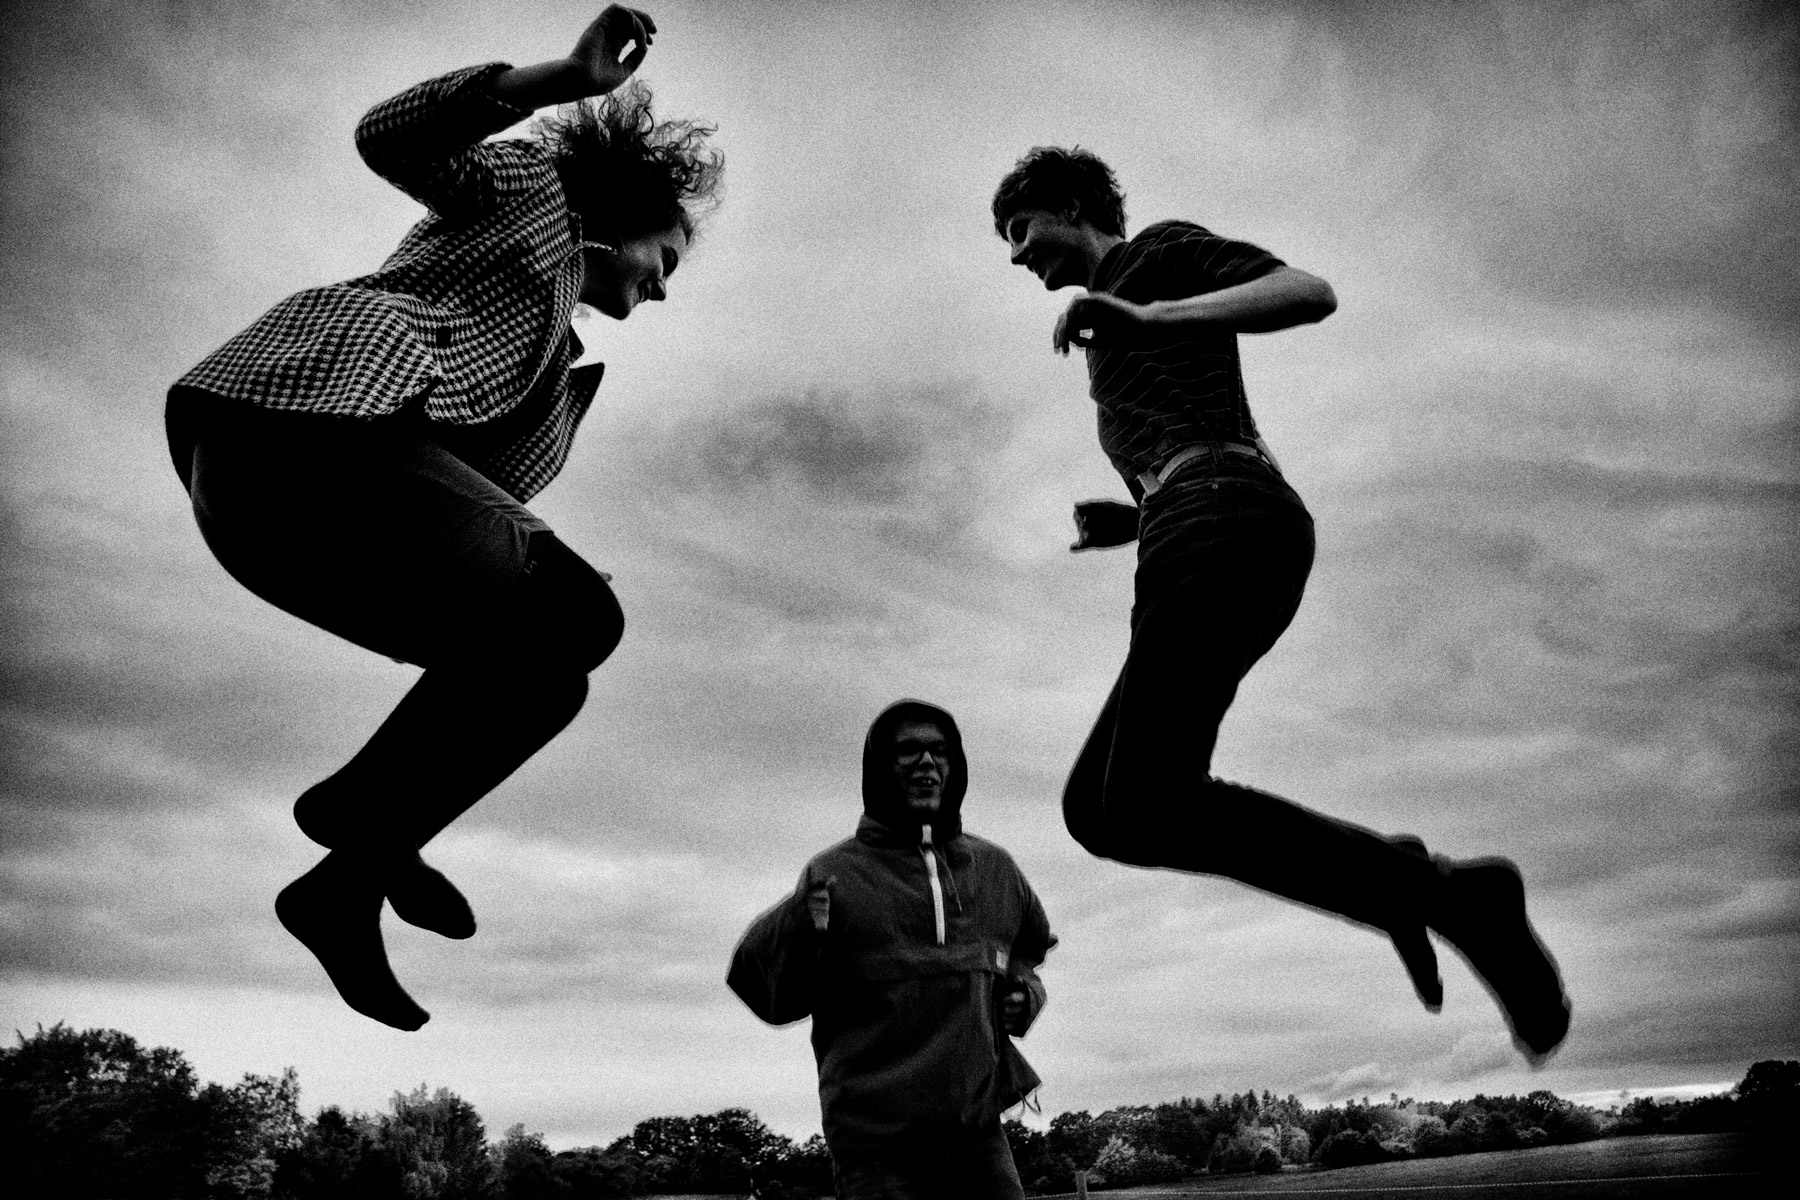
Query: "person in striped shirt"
992 146 1570 1063
165 6 719 1030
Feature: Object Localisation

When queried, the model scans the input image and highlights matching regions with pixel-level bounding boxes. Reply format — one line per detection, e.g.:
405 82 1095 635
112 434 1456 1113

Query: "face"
580 225 688 319
890 720 951 817
1003 207 1089 290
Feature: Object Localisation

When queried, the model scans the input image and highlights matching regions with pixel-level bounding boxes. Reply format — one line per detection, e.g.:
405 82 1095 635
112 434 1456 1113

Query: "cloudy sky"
3 0 1795 1150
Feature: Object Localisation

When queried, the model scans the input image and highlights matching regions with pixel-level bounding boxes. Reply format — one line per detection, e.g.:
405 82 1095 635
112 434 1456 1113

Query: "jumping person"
991 148 1569 1062
165 6 721 1029
729 701 1056 1199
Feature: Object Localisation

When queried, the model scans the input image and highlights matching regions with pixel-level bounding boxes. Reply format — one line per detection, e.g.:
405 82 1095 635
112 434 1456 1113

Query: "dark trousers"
1062 460 1431 932
830 1122 1023 1200
173 392 621 851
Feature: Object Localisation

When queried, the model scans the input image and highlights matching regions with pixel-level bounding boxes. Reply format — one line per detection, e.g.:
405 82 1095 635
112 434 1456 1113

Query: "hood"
860 699 967 837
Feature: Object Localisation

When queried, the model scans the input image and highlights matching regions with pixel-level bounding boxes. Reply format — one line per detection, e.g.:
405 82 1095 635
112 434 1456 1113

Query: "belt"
1136 439 1281 497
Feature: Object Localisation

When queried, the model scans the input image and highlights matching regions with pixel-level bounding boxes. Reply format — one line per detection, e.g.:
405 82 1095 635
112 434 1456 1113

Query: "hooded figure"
729 700 1055 1196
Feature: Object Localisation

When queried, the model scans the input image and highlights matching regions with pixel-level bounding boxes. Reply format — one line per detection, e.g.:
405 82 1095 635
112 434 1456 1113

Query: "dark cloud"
662 382 1012 527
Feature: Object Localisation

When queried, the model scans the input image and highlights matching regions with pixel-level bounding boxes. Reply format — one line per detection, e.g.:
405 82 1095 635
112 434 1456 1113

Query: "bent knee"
576 589 624 672
519 532 625 673
1064 784 1136 863
1063 787 1181 869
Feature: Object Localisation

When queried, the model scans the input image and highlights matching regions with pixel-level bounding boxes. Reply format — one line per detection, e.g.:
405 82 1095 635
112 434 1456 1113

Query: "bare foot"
275 853 429 1031
293 787 476 940
1386 834 1443 1011
1430 857 1571 1064
387 856 476 941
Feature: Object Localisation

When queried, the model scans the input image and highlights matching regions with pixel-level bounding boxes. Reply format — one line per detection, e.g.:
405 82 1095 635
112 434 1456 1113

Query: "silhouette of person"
164 6 721 1029
729 701 1055 1198
991 147 1569 1062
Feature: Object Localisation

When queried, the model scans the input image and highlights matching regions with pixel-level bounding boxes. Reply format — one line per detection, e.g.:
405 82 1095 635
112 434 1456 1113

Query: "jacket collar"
855 813 963 848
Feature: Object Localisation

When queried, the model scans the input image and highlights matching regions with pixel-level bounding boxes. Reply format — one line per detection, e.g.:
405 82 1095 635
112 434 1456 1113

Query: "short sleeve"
1101 220 1284 301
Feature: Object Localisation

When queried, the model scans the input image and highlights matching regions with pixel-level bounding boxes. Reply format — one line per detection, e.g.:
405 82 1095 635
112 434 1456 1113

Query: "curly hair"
991 146 1126 238
534 80 723 243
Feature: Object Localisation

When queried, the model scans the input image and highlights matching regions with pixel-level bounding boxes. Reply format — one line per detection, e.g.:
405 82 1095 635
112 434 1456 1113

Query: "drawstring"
941 847 965 917
920 824 960 945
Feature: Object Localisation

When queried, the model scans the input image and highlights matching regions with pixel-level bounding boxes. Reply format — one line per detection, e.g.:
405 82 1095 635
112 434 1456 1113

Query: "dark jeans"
1063 453 1428 932
831 1122 1023 1200
172 391 621 850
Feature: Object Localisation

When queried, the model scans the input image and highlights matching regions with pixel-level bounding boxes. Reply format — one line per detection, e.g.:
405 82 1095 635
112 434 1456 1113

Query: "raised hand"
490 6 660 108
1070 499 1140 551
569 5 658 93
1053 291 1151 354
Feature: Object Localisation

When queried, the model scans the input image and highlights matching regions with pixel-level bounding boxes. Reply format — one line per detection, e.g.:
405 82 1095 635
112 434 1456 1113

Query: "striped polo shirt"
1086 220 1284 488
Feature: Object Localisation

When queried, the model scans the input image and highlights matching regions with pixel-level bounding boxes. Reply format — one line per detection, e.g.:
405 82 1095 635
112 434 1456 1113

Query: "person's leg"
289 529 618 845
188 412 620 1027
1063 508 1566 1056
289 529 618 935
1064 512 1419 918
948 1122 1024 1200
830 1151 932 1200
829 1125 1021 1200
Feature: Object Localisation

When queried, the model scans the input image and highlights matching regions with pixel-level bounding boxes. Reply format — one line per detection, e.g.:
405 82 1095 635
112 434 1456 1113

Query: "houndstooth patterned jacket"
171 62 605 501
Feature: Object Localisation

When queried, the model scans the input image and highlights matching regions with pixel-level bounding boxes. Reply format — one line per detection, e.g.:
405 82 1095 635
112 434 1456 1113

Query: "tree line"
4 1022 1793 1198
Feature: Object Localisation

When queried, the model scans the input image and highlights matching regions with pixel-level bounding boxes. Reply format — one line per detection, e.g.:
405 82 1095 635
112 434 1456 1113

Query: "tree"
692 1107 787 1189
550 1145 641 1197
1411 1115 1452 1158
275 1106 387 1199
379 1084 491 1199
1209 1124 1280 1174
490 1124 559 1200
764 1132 833 1196
201 1068 306 1199
1143 1098 1211 1167
1091 1133 1186 1186
1737 1060 1800 1130
1315 1128 1389 1169
1 1023 209 1198
1046 1109 1107 1173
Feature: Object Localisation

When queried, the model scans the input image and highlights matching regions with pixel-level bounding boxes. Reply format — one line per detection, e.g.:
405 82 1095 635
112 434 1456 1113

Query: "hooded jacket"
728 701 1056 1157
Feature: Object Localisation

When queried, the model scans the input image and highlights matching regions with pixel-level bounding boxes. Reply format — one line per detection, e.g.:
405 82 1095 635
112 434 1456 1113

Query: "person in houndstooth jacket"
164 6 721 1030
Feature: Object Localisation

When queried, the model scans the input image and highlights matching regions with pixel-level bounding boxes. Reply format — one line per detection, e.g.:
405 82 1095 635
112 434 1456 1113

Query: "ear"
1061 199 1082 226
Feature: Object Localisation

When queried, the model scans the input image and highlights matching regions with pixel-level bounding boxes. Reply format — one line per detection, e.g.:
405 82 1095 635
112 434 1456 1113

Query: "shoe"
1430 856 1571 1064
275 853 429 1031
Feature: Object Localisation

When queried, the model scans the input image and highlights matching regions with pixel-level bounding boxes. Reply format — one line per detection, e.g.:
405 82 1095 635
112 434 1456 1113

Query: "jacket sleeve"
354 62 547 222
1008 865 1057 1037
727 867 823 1026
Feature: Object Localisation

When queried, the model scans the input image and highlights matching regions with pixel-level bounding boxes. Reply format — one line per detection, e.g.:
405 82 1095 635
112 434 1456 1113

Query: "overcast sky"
2 0 1796 1151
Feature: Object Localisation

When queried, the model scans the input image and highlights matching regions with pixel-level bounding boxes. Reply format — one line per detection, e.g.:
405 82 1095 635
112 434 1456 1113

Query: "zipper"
920 824 946 946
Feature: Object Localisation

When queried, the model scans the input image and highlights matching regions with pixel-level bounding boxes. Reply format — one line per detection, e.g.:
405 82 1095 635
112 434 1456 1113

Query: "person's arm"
488 5 655 108
726 866 830 1026
1053 265 1337 354
355 6 656 219
1001 870 1057 1037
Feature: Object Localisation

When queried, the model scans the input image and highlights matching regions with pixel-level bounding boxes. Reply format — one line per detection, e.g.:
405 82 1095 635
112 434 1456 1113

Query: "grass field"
1046 1133 1790 1199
